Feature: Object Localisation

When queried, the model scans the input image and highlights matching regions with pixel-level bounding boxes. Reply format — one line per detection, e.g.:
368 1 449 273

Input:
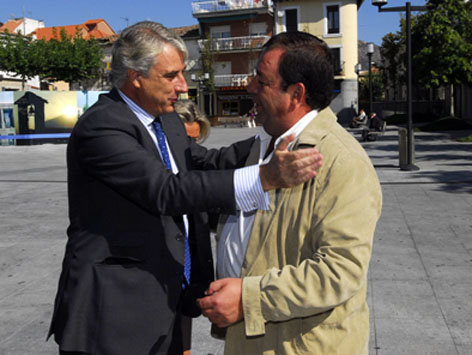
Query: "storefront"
217 87 254 117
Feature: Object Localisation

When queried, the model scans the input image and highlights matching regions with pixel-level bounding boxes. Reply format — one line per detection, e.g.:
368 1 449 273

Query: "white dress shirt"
216 110 318 279
117 90 270 215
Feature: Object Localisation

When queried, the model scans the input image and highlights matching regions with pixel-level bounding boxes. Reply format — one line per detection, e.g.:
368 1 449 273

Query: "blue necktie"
152 119 191 287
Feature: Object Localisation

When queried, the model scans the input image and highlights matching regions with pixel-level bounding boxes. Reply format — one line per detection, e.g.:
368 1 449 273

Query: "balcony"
214 73 253 87
192 0 270 16
198 35 269 52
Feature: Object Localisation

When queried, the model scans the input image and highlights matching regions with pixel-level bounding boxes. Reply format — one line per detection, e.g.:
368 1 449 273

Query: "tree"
0 27 103 89
412 0 472 116
359 71 385 103
41 28 103 86
0 31 38 89
199 32 215 92
380 32 404 102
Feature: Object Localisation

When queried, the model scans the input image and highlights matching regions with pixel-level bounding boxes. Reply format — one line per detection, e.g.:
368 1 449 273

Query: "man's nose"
176 73 188 93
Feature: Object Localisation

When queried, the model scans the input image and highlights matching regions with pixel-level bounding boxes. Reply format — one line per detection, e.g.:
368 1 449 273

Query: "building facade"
192 0 363 123
273 0 363 123
192 0 273 118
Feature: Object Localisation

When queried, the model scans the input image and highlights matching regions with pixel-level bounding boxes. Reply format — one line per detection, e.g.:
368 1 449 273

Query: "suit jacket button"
176 233 183 241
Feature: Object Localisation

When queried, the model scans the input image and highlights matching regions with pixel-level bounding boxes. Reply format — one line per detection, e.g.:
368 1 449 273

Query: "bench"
361 119 386 141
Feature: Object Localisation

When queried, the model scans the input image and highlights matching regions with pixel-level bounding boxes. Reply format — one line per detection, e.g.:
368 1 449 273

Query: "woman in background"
174 100 211 143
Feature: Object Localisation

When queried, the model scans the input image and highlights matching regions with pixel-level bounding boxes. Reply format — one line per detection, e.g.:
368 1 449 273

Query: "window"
249 22 267 36
327 5 340 34
214 62 232 75
285 9 298 32
330 47 342 75
210 25 231 39
222 101 239 116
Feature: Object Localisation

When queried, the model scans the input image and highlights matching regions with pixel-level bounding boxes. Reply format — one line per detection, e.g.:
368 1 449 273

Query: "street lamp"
367 43 374 117
354 63 362 112
372 0 427 171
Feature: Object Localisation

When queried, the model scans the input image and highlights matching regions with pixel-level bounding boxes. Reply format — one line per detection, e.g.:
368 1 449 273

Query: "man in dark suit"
48 22 322 355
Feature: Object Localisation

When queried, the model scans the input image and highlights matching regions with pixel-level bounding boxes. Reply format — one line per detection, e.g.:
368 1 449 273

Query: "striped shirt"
118 89 269 214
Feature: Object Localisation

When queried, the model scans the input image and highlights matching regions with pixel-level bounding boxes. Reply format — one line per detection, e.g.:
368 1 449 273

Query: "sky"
2 0 428 45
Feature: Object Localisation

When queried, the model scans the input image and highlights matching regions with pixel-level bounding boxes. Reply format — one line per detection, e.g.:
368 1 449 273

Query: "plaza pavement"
0 125 471 355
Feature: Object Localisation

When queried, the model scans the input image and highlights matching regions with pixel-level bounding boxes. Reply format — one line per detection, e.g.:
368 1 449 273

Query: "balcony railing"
198 35 269 52
192 0 269 15
214 73 253 87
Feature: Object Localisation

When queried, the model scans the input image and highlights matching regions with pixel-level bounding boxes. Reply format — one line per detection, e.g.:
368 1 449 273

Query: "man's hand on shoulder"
260 134 323 191
197 278 243 328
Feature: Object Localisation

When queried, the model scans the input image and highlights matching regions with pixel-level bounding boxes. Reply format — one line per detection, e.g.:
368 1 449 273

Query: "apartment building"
192 0 363 122
273 0 363 123
192 0 273 117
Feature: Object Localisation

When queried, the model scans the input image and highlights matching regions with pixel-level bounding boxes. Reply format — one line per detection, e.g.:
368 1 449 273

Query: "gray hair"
110 21 188 88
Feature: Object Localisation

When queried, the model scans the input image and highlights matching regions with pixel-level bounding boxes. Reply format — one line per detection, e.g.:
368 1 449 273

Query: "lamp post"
354 63 362 112
372 0 427 171
191 72 210 114
367 43 374 117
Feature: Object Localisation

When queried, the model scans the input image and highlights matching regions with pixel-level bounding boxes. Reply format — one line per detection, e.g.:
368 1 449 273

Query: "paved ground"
0 125 471 355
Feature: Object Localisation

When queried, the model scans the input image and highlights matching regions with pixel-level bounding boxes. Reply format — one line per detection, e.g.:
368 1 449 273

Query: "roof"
0 19 24 34
172 25 200 38
33 19 116 41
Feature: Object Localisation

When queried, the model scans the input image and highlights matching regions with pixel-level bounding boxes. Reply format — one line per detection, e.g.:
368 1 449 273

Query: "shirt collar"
275 109 318 150
117 89 156 127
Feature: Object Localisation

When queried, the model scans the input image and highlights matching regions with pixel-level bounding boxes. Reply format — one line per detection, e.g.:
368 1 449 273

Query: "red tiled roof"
0 19 24 34
33 19 115 41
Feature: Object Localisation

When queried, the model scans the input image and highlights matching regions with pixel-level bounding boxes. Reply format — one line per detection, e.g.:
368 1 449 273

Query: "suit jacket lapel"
108 88 161 157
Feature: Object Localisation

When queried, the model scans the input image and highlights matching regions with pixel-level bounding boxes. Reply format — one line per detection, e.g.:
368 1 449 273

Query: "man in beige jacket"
197 32 382 354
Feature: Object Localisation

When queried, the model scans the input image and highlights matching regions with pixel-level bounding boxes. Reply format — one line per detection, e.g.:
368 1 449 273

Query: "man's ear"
292 83 306 103
128 69 141 88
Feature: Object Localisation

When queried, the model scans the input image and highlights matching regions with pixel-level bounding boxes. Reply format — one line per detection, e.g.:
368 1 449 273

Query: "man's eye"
165 72 178 79
259 80 267 87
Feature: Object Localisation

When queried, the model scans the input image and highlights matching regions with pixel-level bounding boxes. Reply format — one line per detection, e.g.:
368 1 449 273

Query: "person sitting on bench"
350 109 368 128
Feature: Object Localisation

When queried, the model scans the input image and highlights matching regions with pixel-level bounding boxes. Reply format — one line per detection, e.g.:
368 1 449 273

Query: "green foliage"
457 134 472 142
359 71 385 102
199 32 215 91
380 32 404 100
0 27 103 85
41 28 103 84
0 31 37 79
412 0 472 88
